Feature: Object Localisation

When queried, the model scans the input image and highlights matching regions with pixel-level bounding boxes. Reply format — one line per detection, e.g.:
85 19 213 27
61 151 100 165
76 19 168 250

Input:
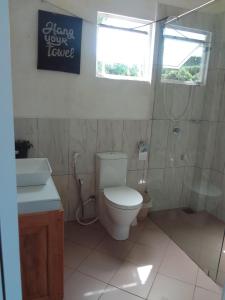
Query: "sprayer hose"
76 198 98 226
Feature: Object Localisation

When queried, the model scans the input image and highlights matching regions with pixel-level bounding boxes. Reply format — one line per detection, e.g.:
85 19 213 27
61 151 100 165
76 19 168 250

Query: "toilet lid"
104 186 143 210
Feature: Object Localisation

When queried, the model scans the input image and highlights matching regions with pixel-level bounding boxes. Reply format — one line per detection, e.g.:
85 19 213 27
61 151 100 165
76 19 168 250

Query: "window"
96 12 152 81
161 25 211 85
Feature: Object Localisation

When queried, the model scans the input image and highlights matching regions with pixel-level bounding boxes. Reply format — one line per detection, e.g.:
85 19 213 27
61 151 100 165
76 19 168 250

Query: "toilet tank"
96 153 128 189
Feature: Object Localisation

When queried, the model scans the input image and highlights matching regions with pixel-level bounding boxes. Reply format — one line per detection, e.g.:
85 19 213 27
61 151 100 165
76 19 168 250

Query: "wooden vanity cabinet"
19 210 64 300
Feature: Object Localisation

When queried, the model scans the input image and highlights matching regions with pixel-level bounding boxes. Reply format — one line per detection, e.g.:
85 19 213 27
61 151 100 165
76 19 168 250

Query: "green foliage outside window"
97 62 140 77
162 56 202 83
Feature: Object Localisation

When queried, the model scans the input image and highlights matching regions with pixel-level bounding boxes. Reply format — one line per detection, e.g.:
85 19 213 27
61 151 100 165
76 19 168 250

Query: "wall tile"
196 121 217 169
153 82 193 121
52 175 76 221
53 173 96 222
14 118 38 157
122 120 152 171
216 42 225 71
188 86 205 121
166 121 200 168
169 85 192 121
148 167 185 211
202 70 225 122
164 167 185 210
212 122 225 173
97 120 123 152
76 173 96 219
205 170 224 219
188 168 210 212
38 118 69 175
147 168 165 211
180 167 197 208
153 83 175 120
217 175 225 222
127 170 147 193
69 119 97 174
218 88 225 122
149 120 170 169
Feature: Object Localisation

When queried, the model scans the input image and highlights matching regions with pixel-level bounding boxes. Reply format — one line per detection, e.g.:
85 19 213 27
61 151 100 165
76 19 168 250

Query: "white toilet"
96 152 143 240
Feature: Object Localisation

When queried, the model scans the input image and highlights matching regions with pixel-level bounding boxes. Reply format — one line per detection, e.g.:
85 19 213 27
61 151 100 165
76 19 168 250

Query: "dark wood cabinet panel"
19 210 64 300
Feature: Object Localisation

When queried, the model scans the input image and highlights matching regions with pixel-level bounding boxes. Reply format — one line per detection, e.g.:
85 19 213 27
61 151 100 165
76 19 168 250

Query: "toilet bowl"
96 152 143 240
103 186 143 240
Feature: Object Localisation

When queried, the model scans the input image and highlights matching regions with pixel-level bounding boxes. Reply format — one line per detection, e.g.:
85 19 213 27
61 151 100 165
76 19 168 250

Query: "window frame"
161 24 212 86
96 12 153 82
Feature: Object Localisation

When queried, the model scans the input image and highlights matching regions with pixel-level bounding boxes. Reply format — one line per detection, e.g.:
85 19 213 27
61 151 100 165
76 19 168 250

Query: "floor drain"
182 208 195 214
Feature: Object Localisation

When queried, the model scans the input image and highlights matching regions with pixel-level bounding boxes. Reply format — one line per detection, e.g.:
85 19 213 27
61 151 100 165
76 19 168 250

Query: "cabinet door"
19 210 64 300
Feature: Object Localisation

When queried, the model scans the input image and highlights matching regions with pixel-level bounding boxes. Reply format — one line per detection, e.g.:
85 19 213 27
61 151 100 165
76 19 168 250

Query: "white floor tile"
193 287 222 300
148 274 195 300
64 271 106 300
63 220 224 300
96 236 134 259
196 268 222 295
159 241 198 284
64 240 91 269
126 243 164 271
78 251 123 283
129 224 145 242
144 219 161 230
65 223 106 249
137 228 170 251
100 285 143 299
110 261 157 298
64 266 75 282
216 270 225 287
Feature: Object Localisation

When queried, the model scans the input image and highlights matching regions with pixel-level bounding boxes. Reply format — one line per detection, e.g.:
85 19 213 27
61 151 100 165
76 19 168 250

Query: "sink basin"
16 158 52 187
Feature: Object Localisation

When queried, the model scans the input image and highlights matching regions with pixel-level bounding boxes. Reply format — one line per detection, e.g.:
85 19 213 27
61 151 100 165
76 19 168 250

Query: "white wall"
10 0 157 119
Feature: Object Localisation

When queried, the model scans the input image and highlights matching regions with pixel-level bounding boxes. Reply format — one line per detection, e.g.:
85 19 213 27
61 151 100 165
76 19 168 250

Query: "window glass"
97 12 152 81
161 25 211 85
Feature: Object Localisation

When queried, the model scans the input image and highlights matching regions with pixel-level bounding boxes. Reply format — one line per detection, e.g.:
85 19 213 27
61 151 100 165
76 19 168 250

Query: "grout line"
100 281 146 300
195 284 222 295
99 284 145 300
16 116 225 124
192 285 197 300
157 271 196 287
145 232 171 298
64 244 93 270
77 268 116 287
64 266 77 284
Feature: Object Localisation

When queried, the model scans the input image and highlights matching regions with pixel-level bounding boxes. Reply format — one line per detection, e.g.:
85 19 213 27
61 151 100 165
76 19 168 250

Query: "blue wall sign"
38 10 83 74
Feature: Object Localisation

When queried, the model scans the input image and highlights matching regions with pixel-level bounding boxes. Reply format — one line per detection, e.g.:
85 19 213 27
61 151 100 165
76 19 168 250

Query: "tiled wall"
14 116 208 221
14 118 152 220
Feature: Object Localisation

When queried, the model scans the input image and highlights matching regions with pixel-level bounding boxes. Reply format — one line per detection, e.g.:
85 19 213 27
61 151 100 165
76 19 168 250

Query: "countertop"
17 177 62 214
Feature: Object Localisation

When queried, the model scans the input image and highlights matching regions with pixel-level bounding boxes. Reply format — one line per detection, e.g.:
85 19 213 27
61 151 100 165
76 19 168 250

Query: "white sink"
16 158 52 187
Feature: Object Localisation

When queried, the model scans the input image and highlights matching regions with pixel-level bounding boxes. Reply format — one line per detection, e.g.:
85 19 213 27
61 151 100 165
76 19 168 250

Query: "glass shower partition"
148 0 225 287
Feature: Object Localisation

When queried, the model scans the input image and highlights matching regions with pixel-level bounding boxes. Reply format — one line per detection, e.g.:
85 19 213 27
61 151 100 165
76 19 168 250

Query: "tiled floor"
151 209 225 285
64 219 222 300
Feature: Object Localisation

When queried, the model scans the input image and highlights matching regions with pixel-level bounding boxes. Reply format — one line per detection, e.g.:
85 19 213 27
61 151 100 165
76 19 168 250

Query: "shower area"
148 0 225 287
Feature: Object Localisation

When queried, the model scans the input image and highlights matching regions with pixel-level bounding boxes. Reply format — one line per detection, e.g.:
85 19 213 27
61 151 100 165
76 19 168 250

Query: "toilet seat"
104 186 143 210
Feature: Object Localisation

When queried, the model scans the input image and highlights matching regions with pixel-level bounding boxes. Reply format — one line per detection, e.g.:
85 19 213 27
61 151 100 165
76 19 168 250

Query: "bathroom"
1 0 225 299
